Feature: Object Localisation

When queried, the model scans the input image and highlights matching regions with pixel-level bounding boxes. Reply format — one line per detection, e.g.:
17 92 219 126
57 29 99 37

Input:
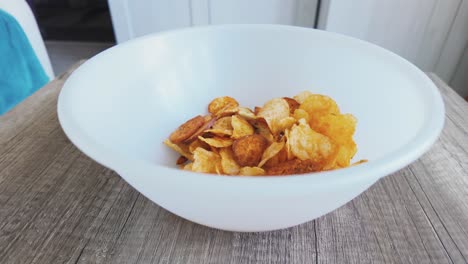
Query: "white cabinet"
320 0 468 97
109 0 317 43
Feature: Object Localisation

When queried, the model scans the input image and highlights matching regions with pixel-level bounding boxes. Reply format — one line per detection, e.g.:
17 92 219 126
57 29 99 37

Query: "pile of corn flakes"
164 92 365 176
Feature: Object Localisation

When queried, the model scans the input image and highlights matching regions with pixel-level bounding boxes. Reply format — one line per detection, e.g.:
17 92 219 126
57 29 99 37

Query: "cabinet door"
319 0 461 72
109 0 317 42
319 0 468 97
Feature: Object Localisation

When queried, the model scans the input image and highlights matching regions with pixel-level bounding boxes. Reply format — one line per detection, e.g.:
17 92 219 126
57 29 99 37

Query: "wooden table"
1 62 468 264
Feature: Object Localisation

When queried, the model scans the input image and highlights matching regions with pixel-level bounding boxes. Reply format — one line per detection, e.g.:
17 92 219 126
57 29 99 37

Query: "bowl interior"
60 26 439 171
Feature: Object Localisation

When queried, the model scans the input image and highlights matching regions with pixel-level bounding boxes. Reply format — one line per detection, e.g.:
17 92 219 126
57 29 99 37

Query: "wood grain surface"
0 62 467 264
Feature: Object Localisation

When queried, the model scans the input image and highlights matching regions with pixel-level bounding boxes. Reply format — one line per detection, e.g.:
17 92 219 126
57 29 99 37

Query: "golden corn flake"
239 166 265 176
231 115 254 139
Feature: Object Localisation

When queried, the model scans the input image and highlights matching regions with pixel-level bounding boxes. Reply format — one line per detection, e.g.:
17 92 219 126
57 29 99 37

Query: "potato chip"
208 96 239 117
275 117 296 135
169 115 206 143
232 135 269 167
352 159 368 166
265 159 321 175
176 156 188 165
288 119 335 163
164 139 193 161
219 148 240 175
205 116 233 136
249 118 274 143
257 98 290 134
293 109 310 123
215 162 224 175
183 163 193 171
284 128 295 160
254 106 262 115
237 107 256 120
335 143 357 167
183 117 217 144
283 97 300 113
231 115 254 139
312 113 356 145
192 147 220 173
188 139 210 153
239 166 265 176
312 113 357 167
299 94 340 125
258 140 285 168
293 91 314 104
198 136 234 148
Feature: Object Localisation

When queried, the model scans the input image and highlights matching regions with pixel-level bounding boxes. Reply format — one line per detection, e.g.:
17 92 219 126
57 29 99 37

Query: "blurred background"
4 0 468 99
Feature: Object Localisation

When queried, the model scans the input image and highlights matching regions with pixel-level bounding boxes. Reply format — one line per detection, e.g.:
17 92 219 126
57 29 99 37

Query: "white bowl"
58 25 444 232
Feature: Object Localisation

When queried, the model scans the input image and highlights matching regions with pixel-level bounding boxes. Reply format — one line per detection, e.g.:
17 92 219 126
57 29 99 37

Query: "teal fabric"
0 9 49 115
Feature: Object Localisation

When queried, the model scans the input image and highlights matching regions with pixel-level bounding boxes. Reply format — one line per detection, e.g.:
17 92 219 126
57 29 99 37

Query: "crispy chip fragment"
192 147 220 173
293 109 310 123
283 97 300 113
250 118 274 143
164 139 193 161
257 98 290 135
232 135 269 167
239 166 265 176
169 115 205 143
288 119 335 164
312 113 357 167
237 107 256 120
198 136 234 148
183 116 217 144
254 106 262 115
275 117 296 135
299 94 340 125
208 96 239 117
231 115 254 139
188 139 210 153
219 148 240 175
258 140 285 168
205 116 233 136
293 91 314 104
352 159 368 166
265 159 321 175
176 156 188 165
183 163 193 171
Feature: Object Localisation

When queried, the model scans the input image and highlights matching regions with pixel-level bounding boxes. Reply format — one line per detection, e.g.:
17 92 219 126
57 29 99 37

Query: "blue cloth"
0 9 49 115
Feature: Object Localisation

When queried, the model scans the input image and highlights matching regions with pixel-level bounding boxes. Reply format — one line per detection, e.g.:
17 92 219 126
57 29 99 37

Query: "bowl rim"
57 24 445 186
